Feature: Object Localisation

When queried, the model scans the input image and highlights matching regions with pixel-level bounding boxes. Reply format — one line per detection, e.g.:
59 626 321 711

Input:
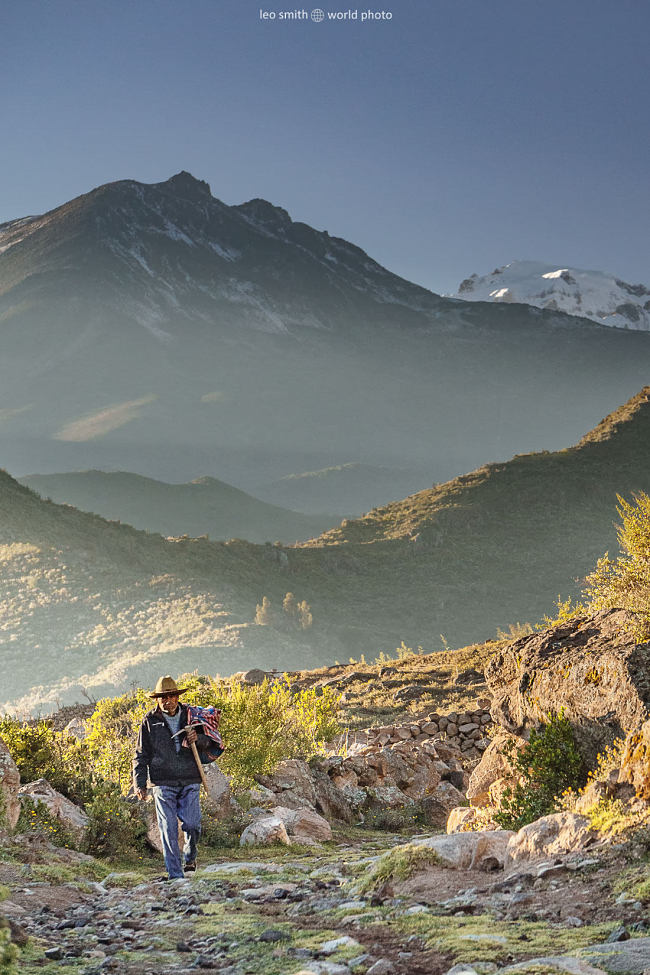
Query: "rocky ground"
7 610 650 975
4 819 650 975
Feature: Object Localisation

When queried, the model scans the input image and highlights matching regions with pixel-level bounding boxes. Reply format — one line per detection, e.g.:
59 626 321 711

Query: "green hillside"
19 470 339 544
283 387 650 650
4 387 650 714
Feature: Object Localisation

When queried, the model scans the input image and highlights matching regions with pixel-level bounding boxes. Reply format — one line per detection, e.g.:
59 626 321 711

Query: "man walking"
133 676 216 879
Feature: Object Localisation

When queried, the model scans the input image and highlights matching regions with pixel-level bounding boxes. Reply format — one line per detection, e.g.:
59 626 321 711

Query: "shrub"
82 783 149 859
583 493 650 638
84 688 152 793
0 717 94 805
494 712 586 831
85 674 341 791
0 922 17 975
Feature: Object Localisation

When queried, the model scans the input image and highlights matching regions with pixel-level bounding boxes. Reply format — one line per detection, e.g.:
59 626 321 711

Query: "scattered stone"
366 961 396 975
319 935 361 954
259 928 290 942
500 958 608 974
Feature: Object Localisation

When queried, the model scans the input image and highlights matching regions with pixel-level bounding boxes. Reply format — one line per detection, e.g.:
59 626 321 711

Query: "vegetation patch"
395 913 618 965
494 711 586 830
357 843 442 893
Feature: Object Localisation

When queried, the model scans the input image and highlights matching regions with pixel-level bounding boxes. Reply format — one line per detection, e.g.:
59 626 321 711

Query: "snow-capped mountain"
451 261 650 330
2 173 650 493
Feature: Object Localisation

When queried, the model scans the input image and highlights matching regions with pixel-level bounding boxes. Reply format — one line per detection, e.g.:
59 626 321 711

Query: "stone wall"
365 707 493 762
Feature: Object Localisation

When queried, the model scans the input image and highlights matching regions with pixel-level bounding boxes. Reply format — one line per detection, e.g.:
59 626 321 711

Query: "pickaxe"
172 722 210 792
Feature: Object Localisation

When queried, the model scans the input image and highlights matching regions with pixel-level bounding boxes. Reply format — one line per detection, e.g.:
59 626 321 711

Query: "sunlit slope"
4 387 650 713
0 473 320 712
283 387 650 647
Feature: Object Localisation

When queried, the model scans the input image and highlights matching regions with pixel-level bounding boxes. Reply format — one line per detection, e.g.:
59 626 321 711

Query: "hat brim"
149 686 189 698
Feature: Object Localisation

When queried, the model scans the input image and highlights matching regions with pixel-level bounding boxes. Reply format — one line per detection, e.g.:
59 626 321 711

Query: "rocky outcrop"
0 736 21 828
17 779 89 842
486 609 650 766
256 739 471 825
618 718 650 799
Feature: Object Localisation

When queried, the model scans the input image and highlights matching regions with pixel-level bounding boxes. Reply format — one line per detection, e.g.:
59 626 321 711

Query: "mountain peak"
235 198 292 232
450 260 650 331
162 171 212 201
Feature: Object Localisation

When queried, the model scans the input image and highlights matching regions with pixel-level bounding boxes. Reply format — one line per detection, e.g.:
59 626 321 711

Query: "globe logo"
311 8 324 21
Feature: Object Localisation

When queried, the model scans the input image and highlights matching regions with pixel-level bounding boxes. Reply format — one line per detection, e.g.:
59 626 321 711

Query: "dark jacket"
133 703 213 790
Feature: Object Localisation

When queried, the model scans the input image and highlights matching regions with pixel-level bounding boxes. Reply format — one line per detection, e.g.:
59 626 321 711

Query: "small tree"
254 595 273 625
282 592 298 620
297 599 313 630
584 492 650 638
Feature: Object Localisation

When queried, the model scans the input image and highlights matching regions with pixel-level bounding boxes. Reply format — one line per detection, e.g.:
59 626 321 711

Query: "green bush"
0 717 94 805
82 783 149 859
86 673 341 791
584 492 650 638
494 712 586 831
0 922 17 975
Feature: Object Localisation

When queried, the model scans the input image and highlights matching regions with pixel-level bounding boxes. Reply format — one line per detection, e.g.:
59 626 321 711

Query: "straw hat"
148 675 189 699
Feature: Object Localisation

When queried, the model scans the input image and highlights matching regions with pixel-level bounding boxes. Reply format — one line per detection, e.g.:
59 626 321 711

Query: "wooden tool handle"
190 740 210 792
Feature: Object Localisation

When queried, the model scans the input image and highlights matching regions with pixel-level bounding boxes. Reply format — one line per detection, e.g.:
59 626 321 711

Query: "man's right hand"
136 788 148 801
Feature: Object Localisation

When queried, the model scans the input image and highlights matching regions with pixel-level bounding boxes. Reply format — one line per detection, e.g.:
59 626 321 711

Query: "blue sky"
2 0 649 294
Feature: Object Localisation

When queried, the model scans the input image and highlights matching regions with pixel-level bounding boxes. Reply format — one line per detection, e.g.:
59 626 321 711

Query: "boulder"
466 733 521 807
411 829 514 870
486 609 650 765
240 816 290 846
420 781 466 828
506 811 595 865
0 736 20 828
270 805 332 844
577 937 650 973
18 779 89 842
203 763 235 817
446 806 478 833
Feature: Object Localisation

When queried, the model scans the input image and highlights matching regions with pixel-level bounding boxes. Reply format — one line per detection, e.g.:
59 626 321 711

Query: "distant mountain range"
2 172 650 514
450 260 650 330
4 387 650 715
18 470 341 543
256 463 432 515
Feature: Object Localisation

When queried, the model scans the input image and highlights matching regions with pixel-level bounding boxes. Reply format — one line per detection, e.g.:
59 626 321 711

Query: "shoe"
184 860 197 872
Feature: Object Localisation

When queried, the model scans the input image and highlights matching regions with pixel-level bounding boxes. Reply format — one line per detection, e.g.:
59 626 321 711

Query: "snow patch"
542 268 570 279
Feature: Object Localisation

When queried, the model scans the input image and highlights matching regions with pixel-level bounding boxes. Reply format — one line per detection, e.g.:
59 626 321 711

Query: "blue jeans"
151 783 201 878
